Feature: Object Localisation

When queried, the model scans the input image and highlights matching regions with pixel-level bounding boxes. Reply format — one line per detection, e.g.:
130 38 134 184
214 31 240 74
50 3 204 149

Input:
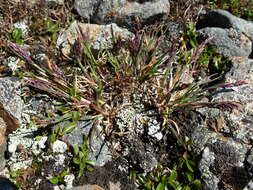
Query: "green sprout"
72 136 94 178
130 152 201 190
49 169 69 185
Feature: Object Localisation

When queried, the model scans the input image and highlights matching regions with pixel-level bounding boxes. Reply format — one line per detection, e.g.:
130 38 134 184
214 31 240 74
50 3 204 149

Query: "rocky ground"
0 0 253 190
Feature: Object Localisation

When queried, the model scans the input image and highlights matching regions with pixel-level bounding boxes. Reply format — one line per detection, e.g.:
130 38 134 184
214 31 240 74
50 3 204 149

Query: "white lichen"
52 140 67 153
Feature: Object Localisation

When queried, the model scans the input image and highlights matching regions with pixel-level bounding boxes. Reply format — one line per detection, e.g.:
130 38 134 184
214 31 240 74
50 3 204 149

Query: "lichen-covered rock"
66 184 105 190
195 59 253 189
197 9 253 41
197 27 252 58
196 9 253 58
0 77 23 134
165 21 183 39
201 140 249 190
73 159 136 190
0 77 23 170
63 120 112 167
0 118 7 170
0 177 18 190
57 21 133 58
74 0 170 28
52 140 68 153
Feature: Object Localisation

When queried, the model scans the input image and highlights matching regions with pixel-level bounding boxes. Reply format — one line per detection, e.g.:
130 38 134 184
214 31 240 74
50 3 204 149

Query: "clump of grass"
7 22 247 181
8 22 245 134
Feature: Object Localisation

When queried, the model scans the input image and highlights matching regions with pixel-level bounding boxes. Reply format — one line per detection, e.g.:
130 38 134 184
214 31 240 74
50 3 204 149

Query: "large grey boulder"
197 9 253 41
196 9 253 58
74 0 170 28
197 27 252 58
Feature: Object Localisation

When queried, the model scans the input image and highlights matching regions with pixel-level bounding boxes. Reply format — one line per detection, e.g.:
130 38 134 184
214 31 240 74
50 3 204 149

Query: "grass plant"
4 0 250 187
7 22 246 142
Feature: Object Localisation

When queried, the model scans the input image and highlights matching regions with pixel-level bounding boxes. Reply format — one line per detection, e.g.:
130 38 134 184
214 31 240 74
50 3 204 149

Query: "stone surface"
57 21 133 58
63 120 112 167
0 77 23 135
66 182 121 190
194 59 253 189
74 0 170 28
164 21 184 41
74 159 136 190
67 184 105 190
197 9 253 41
0 118 7 170
197 27 252 58
0 177 18 190
196 9 253 58
0 77 23 170
126 133 158 173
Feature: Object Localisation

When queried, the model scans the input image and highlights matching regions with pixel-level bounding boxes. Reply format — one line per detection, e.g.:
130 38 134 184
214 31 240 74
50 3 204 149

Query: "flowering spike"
8 41 33 63
190 35 214 65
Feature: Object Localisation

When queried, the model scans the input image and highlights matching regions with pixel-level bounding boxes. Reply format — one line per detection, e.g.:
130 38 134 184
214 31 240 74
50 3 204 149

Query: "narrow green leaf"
50 134 57 143
85 159 95 166
53 113 72 124
60 170 69 178
169 170 178 182
182 185 190 190
73 157 80 164
62 122 76 135
72 111 81 122
191 179 201 187
185 171 194 182
156 182 165 190
73 145 79 156
49 177 59 184
185 160 194 172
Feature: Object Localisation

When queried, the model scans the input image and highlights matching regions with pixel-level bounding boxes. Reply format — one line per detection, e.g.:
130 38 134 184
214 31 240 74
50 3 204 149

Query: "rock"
0 77 23 135
64 174 75 189
195 58 253 189
197 27 252 58
164 21 184 41
196 9 253 58
200 140 249 190
161 20 184 50
199 147 219 190
73 159 136 190
0 77 23 170
67 184 104 190
74 0 170 28
57 21 133 58
0 118 7 170
63 120 112 167
66 182 120 190
210 59 253 144
197 9 253 41
0 177 18 190
126 133 158 172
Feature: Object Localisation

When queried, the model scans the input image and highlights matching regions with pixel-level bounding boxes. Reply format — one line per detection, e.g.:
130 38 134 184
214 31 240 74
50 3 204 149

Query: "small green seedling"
49 169 69 185
72 136 94 178
9 28 23 45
